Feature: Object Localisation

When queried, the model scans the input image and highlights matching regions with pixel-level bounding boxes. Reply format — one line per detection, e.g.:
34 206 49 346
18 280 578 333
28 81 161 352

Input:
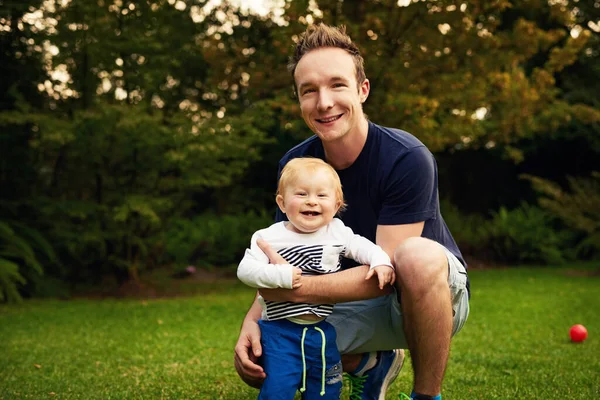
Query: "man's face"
294 47 370 143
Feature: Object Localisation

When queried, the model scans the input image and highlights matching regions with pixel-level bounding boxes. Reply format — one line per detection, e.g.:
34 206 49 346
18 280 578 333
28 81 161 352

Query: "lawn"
1 266 599 399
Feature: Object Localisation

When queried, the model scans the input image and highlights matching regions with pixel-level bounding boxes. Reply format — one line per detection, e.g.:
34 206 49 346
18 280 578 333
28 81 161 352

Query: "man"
234 23 470 400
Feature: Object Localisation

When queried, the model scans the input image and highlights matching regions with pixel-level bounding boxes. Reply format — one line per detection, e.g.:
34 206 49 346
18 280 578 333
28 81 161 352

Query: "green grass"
1 266 599 399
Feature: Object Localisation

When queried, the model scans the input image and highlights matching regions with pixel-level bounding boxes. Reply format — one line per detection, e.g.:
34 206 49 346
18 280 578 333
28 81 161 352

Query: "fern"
0 221 55 303
0 258 25 303
523 172 600 257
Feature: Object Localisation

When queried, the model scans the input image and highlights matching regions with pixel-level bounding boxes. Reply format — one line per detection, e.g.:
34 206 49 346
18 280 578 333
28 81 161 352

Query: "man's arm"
260 265 390 303
376 222 425 259
257 223 425 304
257 239 393 304
234 293 266 388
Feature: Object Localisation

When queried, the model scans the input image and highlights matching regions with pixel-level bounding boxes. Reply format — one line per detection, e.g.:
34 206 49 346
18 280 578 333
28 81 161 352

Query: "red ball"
569 324 588 343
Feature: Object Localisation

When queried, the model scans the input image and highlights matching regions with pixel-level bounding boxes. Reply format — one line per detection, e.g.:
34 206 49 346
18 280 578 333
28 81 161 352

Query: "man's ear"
359 78 370 104
275 194 286 214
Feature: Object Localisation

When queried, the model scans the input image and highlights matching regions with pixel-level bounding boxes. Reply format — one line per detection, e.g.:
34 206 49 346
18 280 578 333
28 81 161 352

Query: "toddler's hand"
291 267 303 289
365 265 396 290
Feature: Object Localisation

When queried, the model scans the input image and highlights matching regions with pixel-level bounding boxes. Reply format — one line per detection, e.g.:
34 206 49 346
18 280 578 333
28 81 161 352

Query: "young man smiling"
234 24 470 400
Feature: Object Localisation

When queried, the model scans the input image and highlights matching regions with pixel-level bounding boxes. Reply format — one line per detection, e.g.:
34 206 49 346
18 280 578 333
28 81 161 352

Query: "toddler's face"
277 168 341 233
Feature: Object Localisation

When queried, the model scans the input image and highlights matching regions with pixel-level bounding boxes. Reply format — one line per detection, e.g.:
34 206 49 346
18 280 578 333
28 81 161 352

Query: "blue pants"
258 318 342 400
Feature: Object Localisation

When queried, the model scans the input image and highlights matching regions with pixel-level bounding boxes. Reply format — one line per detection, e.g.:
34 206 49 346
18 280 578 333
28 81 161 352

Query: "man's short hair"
288 24 366 94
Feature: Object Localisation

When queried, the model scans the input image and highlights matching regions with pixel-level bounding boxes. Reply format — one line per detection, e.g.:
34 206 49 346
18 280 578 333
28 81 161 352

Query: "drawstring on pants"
300 328 308 394
298 326 328 396
314 327 326 396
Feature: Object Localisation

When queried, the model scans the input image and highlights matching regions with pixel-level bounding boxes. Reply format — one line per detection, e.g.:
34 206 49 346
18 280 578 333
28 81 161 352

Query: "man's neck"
323 118 369 170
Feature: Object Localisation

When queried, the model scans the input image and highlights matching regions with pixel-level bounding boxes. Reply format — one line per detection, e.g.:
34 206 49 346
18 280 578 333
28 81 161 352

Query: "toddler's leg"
257 320 302 400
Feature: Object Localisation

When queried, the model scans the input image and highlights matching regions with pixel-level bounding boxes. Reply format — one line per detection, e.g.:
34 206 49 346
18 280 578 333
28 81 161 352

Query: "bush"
440 200 489 255
441 199 576 265
524 172 600 259
0 220 57 302
485 203 575 265
163 210 273 268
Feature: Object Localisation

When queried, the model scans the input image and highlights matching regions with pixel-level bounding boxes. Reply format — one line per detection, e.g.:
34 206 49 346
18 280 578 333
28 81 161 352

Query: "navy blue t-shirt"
275 121 469 294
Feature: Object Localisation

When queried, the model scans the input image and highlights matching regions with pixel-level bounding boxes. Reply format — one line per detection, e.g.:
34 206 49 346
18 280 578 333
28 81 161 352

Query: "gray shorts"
326 246 470 354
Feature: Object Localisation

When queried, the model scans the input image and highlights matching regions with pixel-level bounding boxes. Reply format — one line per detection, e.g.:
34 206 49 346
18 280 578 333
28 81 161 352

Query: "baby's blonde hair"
277 157 347 213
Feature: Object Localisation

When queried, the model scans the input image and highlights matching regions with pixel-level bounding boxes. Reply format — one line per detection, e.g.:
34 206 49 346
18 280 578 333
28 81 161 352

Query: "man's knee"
393 237 448 292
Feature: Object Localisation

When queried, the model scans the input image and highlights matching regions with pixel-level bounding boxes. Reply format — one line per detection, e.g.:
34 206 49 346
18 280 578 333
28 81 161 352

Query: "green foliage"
485 203 573 265
442 200 577 265
36 199 107 276
164 211 273 267
1 0 598 294
0 258 24 304
0 220 56 303
36 196 166 284
524 172 600 257
440 200 489 254
304 0 600 155
3 98 269 283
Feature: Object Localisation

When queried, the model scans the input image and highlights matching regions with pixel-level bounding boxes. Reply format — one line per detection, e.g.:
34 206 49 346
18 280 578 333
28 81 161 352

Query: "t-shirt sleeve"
378 146 437 225
237 230 295 289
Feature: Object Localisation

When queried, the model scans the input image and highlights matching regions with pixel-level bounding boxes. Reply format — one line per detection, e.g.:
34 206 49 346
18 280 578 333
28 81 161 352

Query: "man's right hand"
291 267 303 289
234 318 265 389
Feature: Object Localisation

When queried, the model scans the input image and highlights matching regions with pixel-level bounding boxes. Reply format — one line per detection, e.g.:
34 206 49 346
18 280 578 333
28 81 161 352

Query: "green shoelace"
345 373 412 399
345 373 368 400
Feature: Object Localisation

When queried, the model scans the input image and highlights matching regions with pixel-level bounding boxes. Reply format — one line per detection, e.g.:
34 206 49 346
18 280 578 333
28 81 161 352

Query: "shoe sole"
378 349 405 400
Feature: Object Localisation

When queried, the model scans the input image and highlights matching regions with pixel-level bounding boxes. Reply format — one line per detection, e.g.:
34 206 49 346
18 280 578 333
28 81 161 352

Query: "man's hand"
234 319 266 389
365 265 396 290
291 267 303 289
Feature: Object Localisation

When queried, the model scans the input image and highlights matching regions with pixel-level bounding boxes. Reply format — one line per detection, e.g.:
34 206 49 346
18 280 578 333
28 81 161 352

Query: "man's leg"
326 240 469 399
340 353 361 372
327 295 406 400
394 237 453 397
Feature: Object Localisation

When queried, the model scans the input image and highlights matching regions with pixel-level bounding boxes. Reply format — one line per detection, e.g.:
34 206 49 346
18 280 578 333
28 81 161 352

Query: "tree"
0 0 271 290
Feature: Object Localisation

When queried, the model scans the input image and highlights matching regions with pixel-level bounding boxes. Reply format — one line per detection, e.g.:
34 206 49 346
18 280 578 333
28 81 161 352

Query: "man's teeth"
319 115 340 123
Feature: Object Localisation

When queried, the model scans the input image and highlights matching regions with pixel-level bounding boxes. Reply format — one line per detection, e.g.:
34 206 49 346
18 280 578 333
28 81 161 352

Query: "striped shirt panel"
264 301 334 320
263 243 342 321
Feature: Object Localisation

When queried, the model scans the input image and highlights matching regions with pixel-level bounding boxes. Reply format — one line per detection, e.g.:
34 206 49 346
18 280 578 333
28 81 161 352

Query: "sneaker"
346 349 405 400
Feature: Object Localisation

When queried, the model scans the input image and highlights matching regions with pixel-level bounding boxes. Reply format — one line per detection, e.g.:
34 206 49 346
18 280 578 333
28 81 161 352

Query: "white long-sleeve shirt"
237 218 393 321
